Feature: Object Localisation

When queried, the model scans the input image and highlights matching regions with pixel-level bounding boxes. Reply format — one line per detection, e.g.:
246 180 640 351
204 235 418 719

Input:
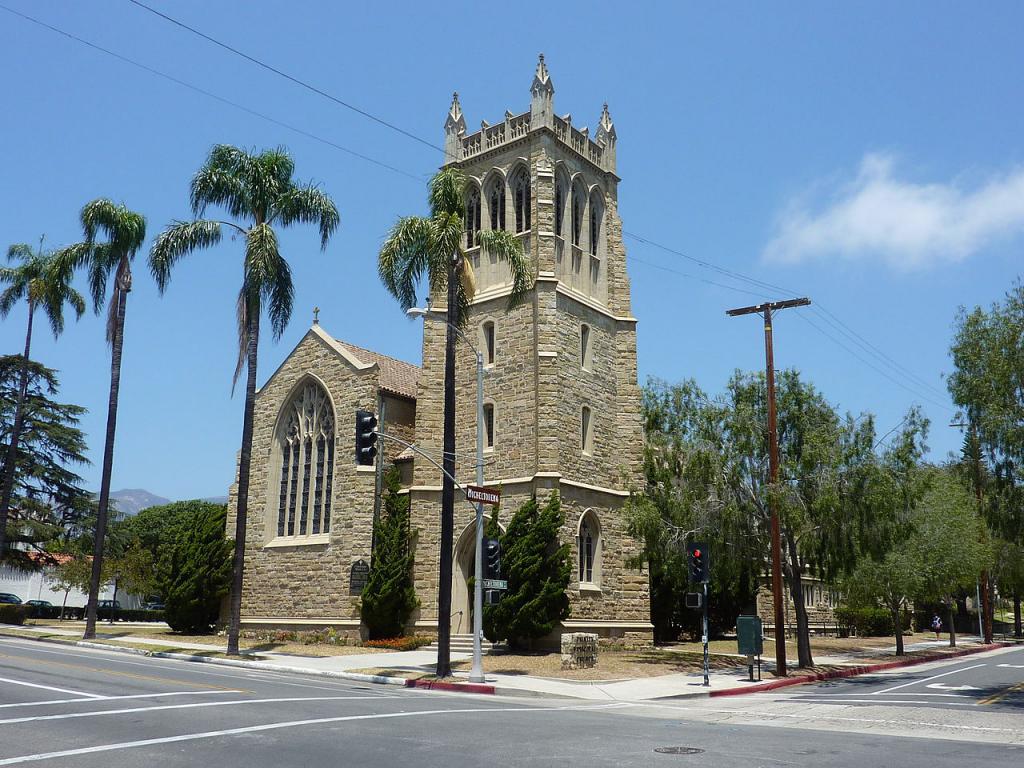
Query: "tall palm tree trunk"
84 286 128 639
0 301 35 560
227 310 259 656
435 254 459 679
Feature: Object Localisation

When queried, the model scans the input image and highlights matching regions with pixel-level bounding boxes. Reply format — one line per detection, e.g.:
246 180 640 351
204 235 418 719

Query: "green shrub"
835 605 912 636
164 504 232 633
0 604 28 625
361 468 418 639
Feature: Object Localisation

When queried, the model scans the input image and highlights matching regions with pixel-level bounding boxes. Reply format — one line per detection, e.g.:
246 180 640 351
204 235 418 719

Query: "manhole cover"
654 747 705 755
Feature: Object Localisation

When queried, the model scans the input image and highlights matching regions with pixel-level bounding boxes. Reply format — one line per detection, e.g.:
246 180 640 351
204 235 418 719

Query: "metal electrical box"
737 615 763 656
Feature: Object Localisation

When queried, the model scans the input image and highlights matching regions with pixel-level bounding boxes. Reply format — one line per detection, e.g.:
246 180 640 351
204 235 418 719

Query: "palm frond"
191 165 249 219
245 223 292 341
6 243 34 263
148 220 224 293
81 199 147 255
39 255 86 338
233 286 252 392
429 166 466 218
378 216 433 312
476 228 534 309
271 183 340 249
0 282 24 318
86 245 114 314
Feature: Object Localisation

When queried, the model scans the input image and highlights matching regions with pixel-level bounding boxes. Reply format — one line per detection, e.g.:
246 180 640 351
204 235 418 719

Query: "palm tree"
59 199 147 640
0 238 86 559
377 166 532 677
149 144 339 655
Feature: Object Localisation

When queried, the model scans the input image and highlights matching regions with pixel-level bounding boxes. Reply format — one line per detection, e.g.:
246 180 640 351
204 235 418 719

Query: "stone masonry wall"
226 330 380 625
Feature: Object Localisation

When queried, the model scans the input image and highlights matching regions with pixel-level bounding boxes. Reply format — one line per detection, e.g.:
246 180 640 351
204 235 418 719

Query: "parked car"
97 600 122 610
25 599 52 608
24 599 54 618
0 593 22 604
143 600 165 611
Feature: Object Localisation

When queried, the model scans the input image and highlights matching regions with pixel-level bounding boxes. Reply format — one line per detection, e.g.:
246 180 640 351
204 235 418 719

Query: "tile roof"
337 340 419 400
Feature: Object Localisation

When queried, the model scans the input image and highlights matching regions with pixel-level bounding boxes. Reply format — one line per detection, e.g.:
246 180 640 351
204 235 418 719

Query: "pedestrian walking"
931 613 942 641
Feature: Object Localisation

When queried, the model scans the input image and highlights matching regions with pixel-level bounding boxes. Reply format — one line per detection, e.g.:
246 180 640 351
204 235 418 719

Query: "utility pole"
727 297 811 678
951 419 993 644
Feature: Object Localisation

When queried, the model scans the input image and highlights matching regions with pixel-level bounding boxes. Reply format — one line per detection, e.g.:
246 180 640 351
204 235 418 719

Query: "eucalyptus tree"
149 144 339 655
58 199 146 639
377 166 532 678
0 238 85 559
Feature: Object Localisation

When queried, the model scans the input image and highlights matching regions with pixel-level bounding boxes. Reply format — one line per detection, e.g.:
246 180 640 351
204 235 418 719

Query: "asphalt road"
0 637 1022 767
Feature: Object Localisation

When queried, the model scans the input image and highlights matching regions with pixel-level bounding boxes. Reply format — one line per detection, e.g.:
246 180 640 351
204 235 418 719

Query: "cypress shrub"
361 468 419 639
164 504 232 633
484 492 571 648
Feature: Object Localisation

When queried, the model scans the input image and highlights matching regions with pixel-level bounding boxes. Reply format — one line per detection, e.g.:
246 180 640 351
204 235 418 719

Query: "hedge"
17 605 165 622
835 605 912 636
0 604 29 625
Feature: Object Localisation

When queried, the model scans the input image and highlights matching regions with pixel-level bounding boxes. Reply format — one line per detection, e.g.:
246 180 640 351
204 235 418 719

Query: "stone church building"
226 56 653 645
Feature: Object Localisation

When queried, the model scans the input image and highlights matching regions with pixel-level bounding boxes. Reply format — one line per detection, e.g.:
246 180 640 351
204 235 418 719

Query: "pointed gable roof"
335 339 420 400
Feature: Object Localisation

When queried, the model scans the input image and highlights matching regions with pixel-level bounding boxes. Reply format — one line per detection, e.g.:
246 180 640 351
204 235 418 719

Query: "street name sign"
467 485 501 505
482 579 508 590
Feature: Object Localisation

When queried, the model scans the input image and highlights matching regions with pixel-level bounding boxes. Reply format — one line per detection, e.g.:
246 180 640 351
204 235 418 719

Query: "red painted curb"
406 678 495 695
709 643 1007 697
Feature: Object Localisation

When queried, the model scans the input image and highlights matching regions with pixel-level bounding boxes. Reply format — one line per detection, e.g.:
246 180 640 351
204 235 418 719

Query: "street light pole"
727 297 811 678
408 306 487 682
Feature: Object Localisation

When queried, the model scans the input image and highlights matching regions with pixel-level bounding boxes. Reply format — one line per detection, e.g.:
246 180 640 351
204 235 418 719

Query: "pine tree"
361 468 418 639
164 504 233 633
484 492 571 648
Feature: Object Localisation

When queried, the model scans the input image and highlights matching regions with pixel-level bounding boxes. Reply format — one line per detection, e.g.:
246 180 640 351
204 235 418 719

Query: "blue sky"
1 1 1022 500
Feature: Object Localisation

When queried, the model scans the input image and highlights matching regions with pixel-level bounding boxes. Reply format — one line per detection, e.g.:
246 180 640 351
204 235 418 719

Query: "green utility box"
737 615 763 656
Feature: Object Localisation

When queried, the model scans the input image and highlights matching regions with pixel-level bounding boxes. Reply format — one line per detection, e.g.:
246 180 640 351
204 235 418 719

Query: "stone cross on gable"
313 306 320 325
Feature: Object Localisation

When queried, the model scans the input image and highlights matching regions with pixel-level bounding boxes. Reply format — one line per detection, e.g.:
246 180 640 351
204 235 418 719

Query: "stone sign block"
560 632 598 670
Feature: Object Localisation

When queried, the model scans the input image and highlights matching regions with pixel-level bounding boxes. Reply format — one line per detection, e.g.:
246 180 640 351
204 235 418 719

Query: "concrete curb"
709 643 1009 697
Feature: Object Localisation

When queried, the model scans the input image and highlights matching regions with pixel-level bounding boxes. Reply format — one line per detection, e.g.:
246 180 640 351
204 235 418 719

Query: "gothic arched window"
487 176 506 231
589 190 603 257
511 166 531 233
465 185 481 248
578 511 601 585
276 381 335 538
554 173 567 238
571 182 585 246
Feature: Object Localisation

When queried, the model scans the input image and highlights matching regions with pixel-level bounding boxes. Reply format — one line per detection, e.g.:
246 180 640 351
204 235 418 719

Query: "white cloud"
763 153 1024 269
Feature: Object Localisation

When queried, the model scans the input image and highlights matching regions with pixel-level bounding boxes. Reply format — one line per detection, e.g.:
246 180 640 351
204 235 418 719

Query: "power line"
629 255 774 300
0 3 423 182
125 0 446 157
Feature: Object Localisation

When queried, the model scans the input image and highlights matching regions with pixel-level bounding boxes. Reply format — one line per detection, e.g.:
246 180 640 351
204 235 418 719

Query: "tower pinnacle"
444 92 466 163
530 53 554 127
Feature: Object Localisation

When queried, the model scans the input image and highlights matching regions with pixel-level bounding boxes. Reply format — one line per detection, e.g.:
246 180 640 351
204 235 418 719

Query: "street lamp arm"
407 307 484 360
373 430 469 496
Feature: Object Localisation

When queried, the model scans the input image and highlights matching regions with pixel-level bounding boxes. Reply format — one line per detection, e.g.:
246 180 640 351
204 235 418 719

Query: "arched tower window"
581 405 593 454
483 402 495 449
580 323 591 369
571 182 585 247
589 190 603 257
554 173 567 238
481 320 495 366
511 165 531 233
487 175 506 231
276 381 335 538
578 510 602 586
465 185 481 248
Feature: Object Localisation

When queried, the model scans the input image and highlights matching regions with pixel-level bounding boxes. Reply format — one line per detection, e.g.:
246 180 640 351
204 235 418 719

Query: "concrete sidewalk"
0 622 1001 701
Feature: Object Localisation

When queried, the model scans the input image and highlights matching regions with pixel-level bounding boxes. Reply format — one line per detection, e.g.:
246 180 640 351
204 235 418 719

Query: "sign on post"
466 485 501 505
482 579 508 590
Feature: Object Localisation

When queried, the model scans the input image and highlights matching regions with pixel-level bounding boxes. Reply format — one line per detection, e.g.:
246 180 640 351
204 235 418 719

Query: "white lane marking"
0 695 397 726
798 692 970 699
926 682 978 691
0 638 392 693
0 691 237 710
0 676 102 699
701 707 1014 733
871 663 986 694
996 663 1024 669
0 703 631 765
789 698 976 706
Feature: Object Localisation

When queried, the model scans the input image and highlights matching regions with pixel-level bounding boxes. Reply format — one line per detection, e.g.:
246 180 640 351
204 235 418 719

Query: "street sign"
481 578 507 590
467 485 501 505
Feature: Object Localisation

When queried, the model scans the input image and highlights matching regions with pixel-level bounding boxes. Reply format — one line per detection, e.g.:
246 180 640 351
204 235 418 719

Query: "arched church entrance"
451 522 476 636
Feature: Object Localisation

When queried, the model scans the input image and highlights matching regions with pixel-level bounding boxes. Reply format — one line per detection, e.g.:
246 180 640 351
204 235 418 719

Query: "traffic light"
355 410 378 466
484 537 502 580
687 541 709 583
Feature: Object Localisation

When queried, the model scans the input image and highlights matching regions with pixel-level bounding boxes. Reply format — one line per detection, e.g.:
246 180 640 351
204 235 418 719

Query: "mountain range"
106 489 228 517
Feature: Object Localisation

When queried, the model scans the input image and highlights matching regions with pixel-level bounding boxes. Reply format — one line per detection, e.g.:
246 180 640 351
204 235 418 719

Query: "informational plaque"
349 559 370 595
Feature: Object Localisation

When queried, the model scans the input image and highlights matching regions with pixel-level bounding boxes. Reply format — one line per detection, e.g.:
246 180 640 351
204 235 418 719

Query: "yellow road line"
978 680 1024 706
0 652 247 693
